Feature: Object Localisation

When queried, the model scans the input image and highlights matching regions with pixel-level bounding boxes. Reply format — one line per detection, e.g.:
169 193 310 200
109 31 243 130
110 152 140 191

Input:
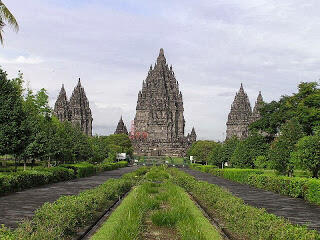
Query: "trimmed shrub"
170 169 320 240
0 168 147 240
190 164 217 173
209 168 264 184
248 174 320 205
195 166 320 206
61 162 97 177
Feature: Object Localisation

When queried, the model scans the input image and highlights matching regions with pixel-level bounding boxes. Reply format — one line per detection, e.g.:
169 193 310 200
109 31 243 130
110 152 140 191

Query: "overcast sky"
1 0 320 140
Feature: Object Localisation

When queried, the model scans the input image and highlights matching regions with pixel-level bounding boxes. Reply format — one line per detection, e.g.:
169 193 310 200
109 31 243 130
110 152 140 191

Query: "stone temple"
226 83 263 140
114 116 128 135
54 79 93 136
132 48 196 156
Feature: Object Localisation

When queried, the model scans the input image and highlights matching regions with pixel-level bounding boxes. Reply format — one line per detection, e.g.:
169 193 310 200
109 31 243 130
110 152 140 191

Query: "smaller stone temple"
54 79 93 136
226 84 263 140
114 116 128 135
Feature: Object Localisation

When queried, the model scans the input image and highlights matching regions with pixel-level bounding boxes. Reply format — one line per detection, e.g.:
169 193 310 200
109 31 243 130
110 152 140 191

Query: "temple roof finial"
159 48 164 56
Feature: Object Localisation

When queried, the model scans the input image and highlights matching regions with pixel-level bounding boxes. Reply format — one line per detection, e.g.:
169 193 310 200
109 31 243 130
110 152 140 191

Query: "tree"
291 134 320 178
0 1 19 45
220 136 240 164
251 82 320 138
207 142 223 167
268 119 304 175
230 133 268 168
0 68 26 157
187 140 219 164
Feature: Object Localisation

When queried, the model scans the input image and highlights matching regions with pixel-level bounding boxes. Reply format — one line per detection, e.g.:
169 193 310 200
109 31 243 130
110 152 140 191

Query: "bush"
190 164 217 173
195 166 320 206
170 169 320 240
60 162 97 177
248 174 320 205
0 161 128 196
1 168 147 240
208 168 264 184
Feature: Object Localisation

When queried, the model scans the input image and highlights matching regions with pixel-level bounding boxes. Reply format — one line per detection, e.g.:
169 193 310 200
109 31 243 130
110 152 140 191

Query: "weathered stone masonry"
54 79 93 136
132 49 196 156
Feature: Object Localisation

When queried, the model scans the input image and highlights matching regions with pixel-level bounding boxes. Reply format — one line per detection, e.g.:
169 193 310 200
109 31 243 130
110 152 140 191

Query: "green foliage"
268 119 305 175
291 134 320 178
251 81 320 137
190 164 217 172
1 168 146 240
248 174 320 205
230 133 268 168
170 168 320 240
195 166 320 206
220 136 240 165
207 168 264 184
254 155 270 169
0 69 26 156
187 140 220 164
0 168 75 195
0 161 128 195
92 178 221 240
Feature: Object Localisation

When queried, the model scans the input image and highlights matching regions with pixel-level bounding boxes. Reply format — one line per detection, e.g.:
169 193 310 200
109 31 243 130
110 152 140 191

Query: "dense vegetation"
0 167 148 240
188 81 320 178
170 168 320 240
0 161 128 195
92 169 222 240
191 165 320 206
0 67 132 169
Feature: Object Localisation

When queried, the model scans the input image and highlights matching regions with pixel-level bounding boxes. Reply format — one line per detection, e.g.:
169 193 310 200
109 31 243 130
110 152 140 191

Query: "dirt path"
182 168 320 232
0 166 137 229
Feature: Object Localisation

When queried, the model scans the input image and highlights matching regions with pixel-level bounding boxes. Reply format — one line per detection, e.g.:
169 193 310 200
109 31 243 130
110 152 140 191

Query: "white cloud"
2 0 320 140
0 55 43 64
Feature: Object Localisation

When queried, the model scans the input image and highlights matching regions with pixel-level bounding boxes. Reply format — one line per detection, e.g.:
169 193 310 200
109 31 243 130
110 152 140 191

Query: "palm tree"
0 0 19 45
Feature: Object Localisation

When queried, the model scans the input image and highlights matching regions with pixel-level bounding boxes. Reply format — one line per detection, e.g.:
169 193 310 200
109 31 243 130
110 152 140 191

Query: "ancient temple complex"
54 79 93 136
226 84 263 140
132 48 196 156
114 116 128 135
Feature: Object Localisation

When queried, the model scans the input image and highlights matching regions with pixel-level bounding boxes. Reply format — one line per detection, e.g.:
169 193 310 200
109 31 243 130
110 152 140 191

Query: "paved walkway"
0 166 137 228
183 168 320 232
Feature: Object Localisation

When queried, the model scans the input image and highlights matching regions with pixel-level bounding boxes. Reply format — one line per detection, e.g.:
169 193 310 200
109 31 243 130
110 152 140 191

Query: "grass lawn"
91 168 222 240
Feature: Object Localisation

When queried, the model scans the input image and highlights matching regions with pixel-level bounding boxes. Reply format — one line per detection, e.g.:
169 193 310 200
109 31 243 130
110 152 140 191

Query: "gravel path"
183 168 320 232
0 166 137 229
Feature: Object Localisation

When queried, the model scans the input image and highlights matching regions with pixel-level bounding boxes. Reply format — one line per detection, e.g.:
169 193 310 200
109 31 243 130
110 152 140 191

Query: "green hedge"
0 161 128 196
248 174 320 205
190 164 217 173
61 161 128 178
170 169 320 240
0 168 75 195
193 166 320 206
205 168 264 184
0 168 147 240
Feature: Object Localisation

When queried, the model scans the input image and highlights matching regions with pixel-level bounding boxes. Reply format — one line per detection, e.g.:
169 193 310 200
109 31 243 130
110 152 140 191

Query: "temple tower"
54 84 69 122
226 84 252 139
53 79 93 136
250 91 264 123
133 48 194 156
114 116 128 135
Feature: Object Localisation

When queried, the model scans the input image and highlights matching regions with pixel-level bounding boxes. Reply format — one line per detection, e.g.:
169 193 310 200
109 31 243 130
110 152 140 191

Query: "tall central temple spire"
132 49 196 156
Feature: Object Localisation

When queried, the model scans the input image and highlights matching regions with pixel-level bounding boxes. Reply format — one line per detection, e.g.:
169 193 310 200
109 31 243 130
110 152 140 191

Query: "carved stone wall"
226 84 263 140
54 79 93 136
132 49 196 156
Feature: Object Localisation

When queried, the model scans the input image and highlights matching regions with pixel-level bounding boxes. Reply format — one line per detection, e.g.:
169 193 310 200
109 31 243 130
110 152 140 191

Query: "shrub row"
61 161 128 178
192 166 320 206
0 161 128 196
189 164 217 173
248 174 320 205
0 168 75 195
191 166 264 184
170 168 320 240
0 167 148 240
